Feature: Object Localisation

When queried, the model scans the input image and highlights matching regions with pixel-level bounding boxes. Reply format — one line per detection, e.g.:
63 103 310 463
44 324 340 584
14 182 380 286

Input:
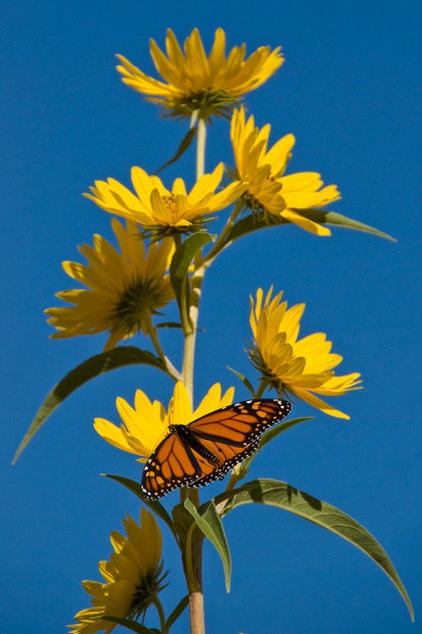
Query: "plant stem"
152 596 167 634
146 314 182 381
195 116 207 181
181 114 208 634
189 592 205 634
202 200 243 266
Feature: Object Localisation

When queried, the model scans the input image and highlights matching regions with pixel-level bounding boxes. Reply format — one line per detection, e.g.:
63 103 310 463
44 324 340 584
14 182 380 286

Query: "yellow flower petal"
249 288 362 418
46 219 174 349
68 510 165 633
94 381 235 460
230 107 341 235
85 165 244 234
116 28 284 119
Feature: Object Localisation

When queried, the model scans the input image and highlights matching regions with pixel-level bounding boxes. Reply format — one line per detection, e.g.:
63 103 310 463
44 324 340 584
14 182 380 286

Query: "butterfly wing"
187 398 291 487
141 398 291 500
141 431 203 499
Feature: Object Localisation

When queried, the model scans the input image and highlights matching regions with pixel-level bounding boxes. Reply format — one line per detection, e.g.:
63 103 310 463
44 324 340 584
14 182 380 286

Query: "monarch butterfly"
141 398 291 500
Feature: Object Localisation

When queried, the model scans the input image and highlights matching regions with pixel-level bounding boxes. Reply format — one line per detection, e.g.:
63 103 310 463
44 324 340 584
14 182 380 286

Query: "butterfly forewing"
141 398 291 500
141 433 201 498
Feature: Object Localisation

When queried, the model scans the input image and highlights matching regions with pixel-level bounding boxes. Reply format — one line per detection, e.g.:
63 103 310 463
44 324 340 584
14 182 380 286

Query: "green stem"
145 313 182 381
254 381 267 399
152 596 167 634
202 200 243 266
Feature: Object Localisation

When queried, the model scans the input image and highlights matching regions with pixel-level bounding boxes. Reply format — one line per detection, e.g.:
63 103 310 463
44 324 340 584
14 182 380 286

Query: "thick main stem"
181 117 207 398
182 114 208 634
189 592 205 634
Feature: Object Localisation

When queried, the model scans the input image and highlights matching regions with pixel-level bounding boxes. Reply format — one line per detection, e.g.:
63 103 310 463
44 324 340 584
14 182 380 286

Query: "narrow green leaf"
221 209 395 249
165 595 189 630
170 232 214 319
258 416 314 452
156 321 182 329
104 474 175 535
226 366 256 397
184 498 232 592
304 209 396 241
240 417 314 477
13 347 169 464
154 127 197 174
223 212 287 245
102 616 159 633
214 479 414 620
172 501 195 557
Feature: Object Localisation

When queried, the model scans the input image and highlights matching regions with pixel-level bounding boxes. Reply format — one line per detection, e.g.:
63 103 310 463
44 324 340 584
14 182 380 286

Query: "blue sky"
2 1 421 633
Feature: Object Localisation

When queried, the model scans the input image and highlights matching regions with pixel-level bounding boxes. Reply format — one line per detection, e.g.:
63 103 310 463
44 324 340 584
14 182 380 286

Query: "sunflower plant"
15 28 413 633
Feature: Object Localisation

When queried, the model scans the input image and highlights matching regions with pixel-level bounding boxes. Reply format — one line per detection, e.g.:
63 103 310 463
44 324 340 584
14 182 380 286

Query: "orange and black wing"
141 398 291 500
187 398 291 487
141 431 202 500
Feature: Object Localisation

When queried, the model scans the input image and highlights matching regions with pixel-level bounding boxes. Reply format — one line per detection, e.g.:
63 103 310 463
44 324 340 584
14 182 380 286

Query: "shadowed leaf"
185 498 232 592
165 595 189 630
154 127 197 174
104 474 175 535
102 616 159 633
214 478 414 620
13 347 168 464
221 209 395 249
226 366 255 396
170 232 214 321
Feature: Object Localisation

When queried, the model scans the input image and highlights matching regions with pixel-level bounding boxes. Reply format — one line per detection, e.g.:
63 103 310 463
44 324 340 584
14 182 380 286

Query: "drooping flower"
68 509 166 633
248 288 362 419
85 163 245 238
94 381 235 461
45 219 174 350
116 28 284 119
230 107 341 235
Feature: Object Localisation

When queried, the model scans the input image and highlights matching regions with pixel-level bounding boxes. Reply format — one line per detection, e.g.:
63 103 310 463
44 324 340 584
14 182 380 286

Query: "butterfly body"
141 398 291 500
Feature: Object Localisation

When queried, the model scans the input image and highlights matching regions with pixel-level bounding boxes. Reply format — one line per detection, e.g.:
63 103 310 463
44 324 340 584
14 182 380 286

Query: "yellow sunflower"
116 28 283 119
45 219 174 350
94 381 235 460
68 508 165 633
231 107 341 235
85 163 245 237
249 288 362 419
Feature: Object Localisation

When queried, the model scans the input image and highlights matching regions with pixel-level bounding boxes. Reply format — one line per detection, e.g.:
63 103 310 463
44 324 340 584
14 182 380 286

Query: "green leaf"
165 595 189 630
304 209 396 240
221 209 395 249
104 474 175 535
184 498 232 592
257 416 314 452
156 321 182 329
214 479 414 620
226 366 256 397
101 616 159 633
172 500 196 551
13 346 168 464
239 417 314 479
154 127 197 174
170 232 214 321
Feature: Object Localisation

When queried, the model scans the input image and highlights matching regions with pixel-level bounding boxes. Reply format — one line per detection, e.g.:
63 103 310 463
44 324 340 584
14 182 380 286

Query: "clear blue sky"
2 2 421 633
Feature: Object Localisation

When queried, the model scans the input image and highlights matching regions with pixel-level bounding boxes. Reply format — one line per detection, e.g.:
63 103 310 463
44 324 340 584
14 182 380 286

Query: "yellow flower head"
231 107 341 236
94 381 235 461
249 288 362 419
85 163 245 238
116 28 284 119
45 219 174 350
68 508 165 633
